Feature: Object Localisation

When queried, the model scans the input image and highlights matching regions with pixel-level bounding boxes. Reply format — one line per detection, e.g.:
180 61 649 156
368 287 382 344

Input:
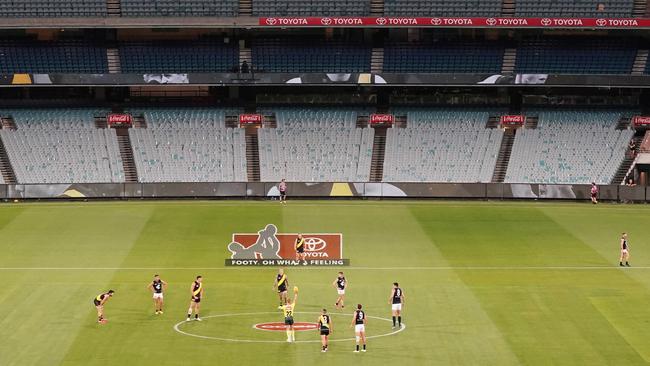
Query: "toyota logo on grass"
303 237 327 252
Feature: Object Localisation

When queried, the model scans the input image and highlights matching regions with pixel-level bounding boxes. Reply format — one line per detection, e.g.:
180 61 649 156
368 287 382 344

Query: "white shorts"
355 324 365 333
392 303 402 311
153 293 164 299
337 289 345 295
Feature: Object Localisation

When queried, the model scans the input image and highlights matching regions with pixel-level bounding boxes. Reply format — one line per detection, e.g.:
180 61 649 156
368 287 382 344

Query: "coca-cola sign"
633 116 650 126
500 115 525 126
239 114 263 125
107 113 132 126
369 114 394 125
257 17 650 29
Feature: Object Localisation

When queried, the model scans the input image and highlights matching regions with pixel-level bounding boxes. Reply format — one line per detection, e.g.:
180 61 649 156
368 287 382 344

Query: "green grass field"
1 200 649 366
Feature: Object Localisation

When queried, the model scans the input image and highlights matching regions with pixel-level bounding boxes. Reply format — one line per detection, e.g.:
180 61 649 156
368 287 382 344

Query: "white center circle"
173 311 405 343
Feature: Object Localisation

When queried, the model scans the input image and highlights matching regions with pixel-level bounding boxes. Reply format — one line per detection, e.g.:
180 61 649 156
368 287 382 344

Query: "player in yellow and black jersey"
317 309 332 352
187 275 204 322
295 234 306 261
279 287 299 342
273 268 289 305
93 290 114 324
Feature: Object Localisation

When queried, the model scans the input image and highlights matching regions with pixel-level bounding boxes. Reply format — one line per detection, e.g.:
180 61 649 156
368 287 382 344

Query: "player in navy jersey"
332 272 347 310
619 232 631 267
147 274 168 315
93 290 114 324
274 268 289 306
318 309 332 352
389 282 405 329
350 304 367 352
187 276 204 321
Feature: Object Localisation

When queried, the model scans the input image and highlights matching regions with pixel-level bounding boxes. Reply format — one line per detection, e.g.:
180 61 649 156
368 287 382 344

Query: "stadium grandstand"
4 2 650 366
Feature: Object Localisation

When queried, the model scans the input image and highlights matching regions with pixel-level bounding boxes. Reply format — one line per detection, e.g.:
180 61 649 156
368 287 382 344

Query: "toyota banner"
259 17 649 29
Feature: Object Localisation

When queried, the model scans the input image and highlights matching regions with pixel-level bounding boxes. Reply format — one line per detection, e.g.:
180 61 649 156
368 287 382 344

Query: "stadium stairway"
501 48 517 74
371 48 384 73
0 116 17 130
501 0 516 16
107 48 122 74
632 49 649 75
116 128 138 183
239 47 252 69
633 0 648 16
616 116 633 130
107 0 121 16
612 131 644 184
394 115 407 128
0 134 17 184
245 129 260 182
491 128 516 183
239 0 252 15
370 0 384 15
485 115 500 129
369 127 387 182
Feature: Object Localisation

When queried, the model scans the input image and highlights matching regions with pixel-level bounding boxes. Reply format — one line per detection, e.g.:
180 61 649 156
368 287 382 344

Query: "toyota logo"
486 18 497 26
431 18 442 25
303 237 327 252
376 17 386 25
596 18 607 26
321 17 332 25
541 18 551 26
266 18 277 25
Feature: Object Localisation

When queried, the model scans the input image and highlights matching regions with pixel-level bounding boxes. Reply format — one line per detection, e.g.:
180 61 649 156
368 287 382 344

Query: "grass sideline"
0 200 649 366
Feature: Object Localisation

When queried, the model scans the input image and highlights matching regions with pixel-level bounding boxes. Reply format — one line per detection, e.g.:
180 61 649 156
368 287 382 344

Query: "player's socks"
363 344 366 352
626 262 630 267
398 316 402 326
619 262 624 266
356 345 360 352
392 316 396 326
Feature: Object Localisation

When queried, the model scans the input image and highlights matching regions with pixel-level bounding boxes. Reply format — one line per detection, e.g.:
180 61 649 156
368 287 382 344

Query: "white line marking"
0 266 647 270
173 311 405 343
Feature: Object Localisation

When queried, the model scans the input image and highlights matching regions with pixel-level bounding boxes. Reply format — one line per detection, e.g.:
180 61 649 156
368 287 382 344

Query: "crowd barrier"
0 182 647 202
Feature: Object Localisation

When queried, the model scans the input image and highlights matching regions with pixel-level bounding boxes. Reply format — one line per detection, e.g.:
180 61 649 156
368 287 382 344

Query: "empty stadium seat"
383 41 504 73
258 108 373 182
515 38 637 74
0 40 108 74
0 0 106 17
384 0 501 16
119 41 238 73
383 108 502 182
252 0 369 16
515 0 634 17
505 110 634 184
0 108 124 183
127 108 247 183
251 39 371 73
121 0 238 17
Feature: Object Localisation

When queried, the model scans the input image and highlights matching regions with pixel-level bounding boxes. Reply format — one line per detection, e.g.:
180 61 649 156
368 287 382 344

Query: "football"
293 286 299 293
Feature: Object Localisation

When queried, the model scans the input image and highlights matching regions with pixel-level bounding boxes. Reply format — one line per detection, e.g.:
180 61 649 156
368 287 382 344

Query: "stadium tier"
384 0 501 16
383 41 505 73
515 0 635 17
252 0 370 16
505 110 634 184
119 41 238 73
251 39 372 73
383 108 502 182
0 40 108 74
0 109 124 183
128 108 247 182
0 0 106 17
121 0 238 17
515 38 638 74
258 108 373 182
